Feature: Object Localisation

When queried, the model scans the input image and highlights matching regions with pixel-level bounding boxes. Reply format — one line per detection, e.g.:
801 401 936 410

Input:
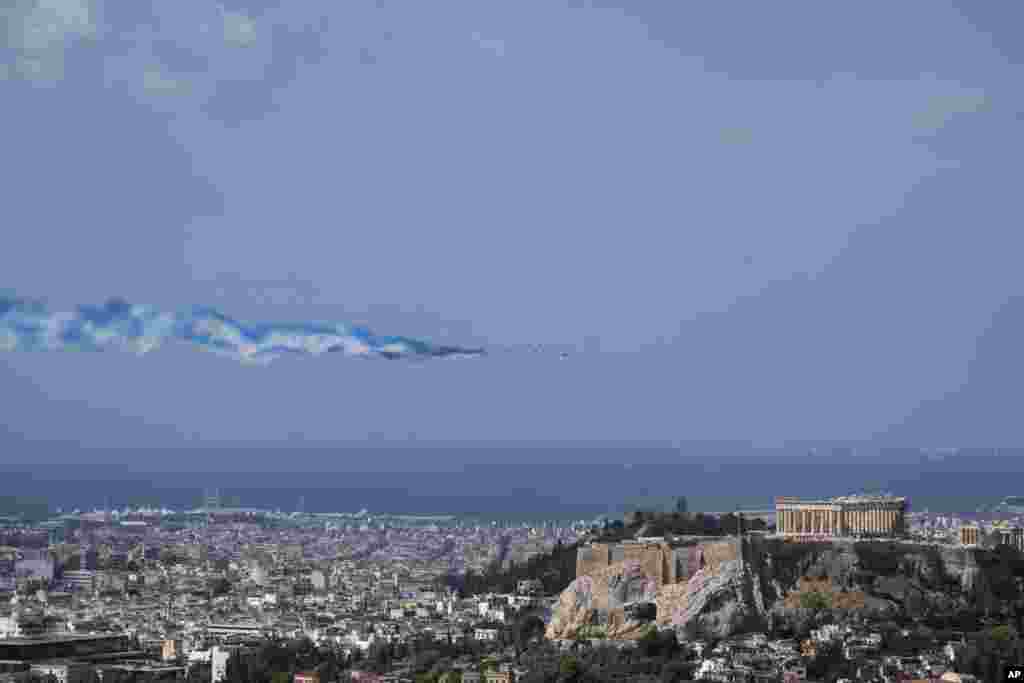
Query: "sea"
0 444 1020 522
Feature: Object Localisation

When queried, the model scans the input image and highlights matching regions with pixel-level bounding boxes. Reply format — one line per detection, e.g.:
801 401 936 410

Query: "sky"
2 0 1024 463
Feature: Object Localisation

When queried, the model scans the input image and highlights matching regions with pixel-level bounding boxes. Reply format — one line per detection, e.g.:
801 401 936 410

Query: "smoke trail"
0 296 485 364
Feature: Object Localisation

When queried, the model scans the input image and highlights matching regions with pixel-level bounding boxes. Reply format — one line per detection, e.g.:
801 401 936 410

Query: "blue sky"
2 0 1023 457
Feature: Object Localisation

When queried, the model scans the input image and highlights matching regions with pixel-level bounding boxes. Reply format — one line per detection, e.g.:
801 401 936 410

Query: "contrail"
0 296 485 364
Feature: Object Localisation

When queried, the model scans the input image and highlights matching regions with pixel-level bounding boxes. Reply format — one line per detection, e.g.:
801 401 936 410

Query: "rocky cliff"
545 537 1023 641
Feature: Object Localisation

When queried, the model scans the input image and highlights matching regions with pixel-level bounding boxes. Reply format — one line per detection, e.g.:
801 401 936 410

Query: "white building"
211 646 231 683
697 658 729 682
347 631 375 651
812 624 844 642
474 627 500 641
0 614 15 639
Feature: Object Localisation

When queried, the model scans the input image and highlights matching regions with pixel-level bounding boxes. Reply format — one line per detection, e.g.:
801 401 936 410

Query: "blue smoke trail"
0 296 485 363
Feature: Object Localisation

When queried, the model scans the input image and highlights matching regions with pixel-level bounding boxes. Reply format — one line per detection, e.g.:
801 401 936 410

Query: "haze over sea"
2 444 1019 520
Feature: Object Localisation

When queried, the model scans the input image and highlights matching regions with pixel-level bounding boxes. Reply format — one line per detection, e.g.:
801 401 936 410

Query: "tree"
636 627 678 659
316 658 340 683
516 615 547 652
661 661 694 683
799 591 832 611
807 641 847 682
226 649 247 683
367 640 392 674
187 663 212 683
559 655 581 681
990 624 1014 642
413 650 442 674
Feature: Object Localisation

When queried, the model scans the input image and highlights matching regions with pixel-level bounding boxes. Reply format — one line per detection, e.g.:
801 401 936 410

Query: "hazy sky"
2 0 1023 457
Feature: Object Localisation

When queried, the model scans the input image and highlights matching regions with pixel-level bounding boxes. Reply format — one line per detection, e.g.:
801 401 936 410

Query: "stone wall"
550 538 745 640
576 539 739 587
701 539 741 573
575 543 611 581
622 543 672 590
552 535 1023 641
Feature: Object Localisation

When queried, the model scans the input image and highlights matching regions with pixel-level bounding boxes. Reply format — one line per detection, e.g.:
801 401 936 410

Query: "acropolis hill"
546 508 1022 641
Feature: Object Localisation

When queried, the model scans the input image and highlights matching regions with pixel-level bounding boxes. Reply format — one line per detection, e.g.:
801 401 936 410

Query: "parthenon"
775 494 906 538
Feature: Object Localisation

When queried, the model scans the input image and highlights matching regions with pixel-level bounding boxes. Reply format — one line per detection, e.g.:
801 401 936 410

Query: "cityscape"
0 488 1022 681
3 0 1023 681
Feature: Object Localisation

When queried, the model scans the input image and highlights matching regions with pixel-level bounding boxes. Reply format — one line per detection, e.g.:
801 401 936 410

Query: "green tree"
559 655 581 681
990 624 1014 642
799 591 832 611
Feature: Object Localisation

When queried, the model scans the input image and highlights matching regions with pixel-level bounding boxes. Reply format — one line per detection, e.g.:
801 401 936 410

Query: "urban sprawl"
0 492 1023 682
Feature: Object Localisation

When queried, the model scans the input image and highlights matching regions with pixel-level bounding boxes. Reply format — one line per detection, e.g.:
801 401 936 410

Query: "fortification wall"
622 543 672 590
576 542 612 580
702 539 740 572
553 535 1021 641
551 538 745 640
576 538 740 587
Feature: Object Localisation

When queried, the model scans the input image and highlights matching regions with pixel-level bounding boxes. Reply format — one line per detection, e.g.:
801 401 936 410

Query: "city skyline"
3 2 1024 680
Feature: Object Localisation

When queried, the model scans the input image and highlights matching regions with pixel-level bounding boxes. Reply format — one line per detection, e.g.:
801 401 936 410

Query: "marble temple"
774 494 907 538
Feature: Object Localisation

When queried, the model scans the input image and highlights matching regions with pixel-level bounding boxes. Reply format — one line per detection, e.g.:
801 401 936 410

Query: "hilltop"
546 535 1024 641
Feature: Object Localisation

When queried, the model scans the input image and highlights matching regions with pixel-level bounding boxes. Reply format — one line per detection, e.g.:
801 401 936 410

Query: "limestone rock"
547 536 1021 642
545 559 660 640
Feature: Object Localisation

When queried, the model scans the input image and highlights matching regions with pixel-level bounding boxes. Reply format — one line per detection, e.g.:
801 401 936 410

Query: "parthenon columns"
776 497 904 539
